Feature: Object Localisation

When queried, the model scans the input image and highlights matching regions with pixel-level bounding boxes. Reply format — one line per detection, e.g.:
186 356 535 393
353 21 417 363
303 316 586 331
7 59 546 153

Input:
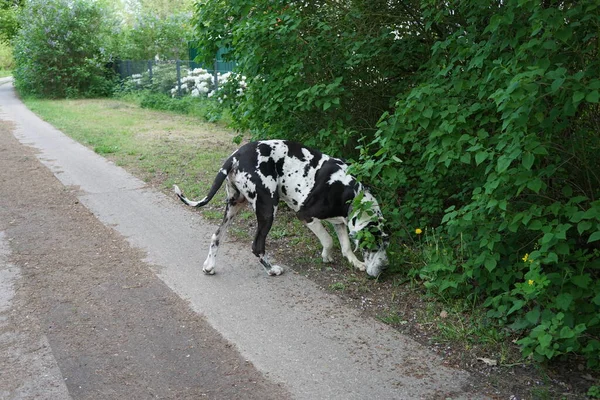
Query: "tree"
118 11 193 60
0 0 20 42
12 0 119 97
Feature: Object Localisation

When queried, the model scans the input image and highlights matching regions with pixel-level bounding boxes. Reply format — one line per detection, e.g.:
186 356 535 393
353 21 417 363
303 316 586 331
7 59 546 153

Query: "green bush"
194 0 600 365
354 0 600 365
12 0 117 98
193 0 424 154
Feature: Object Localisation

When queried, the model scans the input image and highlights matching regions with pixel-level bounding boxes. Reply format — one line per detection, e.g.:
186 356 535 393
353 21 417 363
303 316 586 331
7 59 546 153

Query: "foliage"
357 0 600 366
117 11 193 60
12 0 118 97
117 62 179 95
193 0 426 154
0 41 14 73
0 2 19 42
194 0 600 365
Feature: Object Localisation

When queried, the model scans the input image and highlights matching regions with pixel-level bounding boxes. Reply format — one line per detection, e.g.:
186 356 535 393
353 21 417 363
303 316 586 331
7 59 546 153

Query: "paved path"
0 80 483 399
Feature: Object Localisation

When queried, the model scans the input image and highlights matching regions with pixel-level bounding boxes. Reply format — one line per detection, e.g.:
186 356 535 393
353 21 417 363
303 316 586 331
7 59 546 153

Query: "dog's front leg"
333 223 366 271
306 219 334 263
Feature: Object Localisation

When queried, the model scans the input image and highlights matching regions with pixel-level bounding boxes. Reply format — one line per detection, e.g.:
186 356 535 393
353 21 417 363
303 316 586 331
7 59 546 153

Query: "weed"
377 311 407 326
329 282 345 291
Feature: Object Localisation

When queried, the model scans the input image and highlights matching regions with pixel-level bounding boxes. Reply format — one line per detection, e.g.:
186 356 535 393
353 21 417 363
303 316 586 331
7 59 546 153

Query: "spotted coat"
173 140 389 277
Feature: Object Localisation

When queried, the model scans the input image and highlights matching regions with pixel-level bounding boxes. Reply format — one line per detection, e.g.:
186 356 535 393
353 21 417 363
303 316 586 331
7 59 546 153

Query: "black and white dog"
173 140 389 277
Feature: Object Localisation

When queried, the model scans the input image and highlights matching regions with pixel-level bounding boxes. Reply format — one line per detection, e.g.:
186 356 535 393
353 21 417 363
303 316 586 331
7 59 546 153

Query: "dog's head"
348 191 390 278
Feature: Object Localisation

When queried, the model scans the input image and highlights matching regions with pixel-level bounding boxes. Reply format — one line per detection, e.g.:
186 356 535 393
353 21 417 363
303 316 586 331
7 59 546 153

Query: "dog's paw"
321 251 334 263
173 185 182 196
202 262 216 275
268 265 284 276
355 262 366 272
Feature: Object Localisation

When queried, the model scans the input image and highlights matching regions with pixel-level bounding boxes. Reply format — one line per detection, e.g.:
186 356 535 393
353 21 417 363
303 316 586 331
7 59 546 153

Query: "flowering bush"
171 68 214 97
170 69 246 101
209 72 247 106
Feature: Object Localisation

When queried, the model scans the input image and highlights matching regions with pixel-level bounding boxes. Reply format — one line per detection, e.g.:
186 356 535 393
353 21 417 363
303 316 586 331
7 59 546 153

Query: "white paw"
322 251 334 263
355 262 366 272
202 260 215 275
268 265 284 276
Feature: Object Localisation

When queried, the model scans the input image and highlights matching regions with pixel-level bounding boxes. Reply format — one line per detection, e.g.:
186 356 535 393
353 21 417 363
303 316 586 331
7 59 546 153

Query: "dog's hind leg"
332 223 365 271
252 201 284 276
306 219 334 263
202 189 245 275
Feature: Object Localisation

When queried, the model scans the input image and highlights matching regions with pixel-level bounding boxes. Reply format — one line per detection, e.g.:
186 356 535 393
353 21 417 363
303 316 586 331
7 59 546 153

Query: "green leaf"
546 252 558 264
525 308 540 325
558 326 575 339
497 156 512 173
538 333 552 349
484 256 497 272
578 220 592 234
571 274 591 289
522 152 534 170
528 219 543 230
586 90 599 103
507 299 526 315
475 151 487 165
551 78 564 92
555 293 573 311
573 91 585 103
588 231 600 243
527 178 543 193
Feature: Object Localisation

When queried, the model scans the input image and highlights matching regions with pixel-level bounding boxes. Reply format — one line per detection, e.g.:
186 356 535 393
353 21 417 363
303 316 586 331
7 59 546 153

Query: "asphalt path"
0 78 484 399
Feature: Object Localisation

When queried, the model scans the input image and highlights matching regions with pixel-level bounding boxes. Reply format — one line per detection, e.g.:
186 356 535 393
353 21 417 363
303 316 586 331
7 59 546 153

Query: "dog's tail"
173 156 234 208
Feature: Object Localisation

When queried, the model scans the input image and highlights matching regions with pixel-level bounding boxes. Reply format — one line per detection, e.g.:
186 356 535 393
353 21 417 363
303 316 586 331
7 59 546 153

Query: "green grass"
22 98 237 198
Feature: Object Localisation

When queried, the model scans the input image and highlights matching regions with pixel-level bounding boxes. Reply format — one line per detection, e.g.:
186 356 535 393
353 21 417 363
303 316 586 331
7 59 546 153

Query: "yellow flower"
522 253 529 262
415 228 423 235
528 279 534 286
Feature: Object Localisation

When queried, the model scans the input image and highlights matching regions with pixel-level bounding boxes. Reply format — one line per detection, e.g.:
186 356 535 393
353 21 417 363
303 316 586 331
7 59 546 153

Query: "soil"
0 120 292 399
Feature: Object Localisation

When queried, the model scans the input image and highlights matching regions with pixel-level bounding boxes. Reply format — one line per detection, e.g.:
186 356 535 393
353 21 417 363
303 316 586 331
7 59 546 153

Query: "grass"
23 98 236 199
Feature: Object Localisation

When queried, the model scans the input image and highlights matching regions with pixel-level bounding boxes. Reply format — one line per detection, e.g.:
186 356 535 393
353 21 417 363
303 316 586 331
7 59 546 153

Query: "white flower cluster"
130 74 143 86
171 69 247 100
171 68 215 97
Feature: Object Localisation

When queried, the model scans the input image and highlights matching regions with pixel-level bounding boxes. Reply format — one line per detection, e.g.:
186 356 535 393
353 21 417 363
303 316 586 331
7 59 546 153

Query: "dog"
173 140 389 277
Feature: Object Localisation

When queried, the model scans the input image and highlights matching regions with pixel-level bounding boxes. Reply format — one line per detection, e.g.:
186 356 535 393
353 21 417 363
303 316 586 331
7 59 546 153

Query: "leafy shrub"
139 92 193 113
194 0 600 365
193 0 422 154
353 0 600 365
117 62 180 95
12 0 117 98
